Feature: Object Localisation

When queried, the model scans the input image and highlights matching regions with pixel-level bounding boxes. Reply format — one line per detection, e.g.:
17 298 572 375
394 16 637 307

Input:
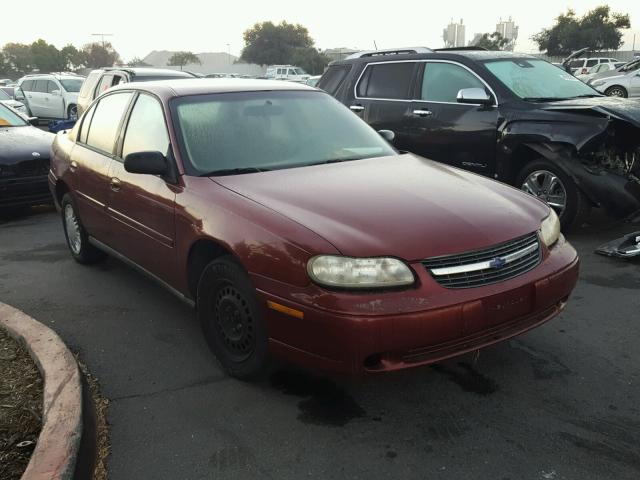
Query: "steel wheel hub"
521 170 567 216
214 285 254 360
64 204 82 254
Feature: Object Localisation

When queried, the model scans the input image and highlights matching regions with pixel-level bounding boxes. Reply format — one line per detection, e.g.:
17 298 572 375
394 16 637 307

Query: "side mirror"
378 129 395 143
28 117 38 126
457 87 493 106
124 151 168 175
15 91 26 101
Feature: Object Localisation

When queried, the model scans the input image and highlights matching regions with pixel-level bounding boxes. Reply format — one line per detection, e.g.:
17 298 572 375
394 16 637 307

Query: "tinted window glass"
0 89 10 100
60 79 83 92
568 60 584 69
79 71 101 99
79 104 97 144
421 63 486 103
96 75 115 96
586 59 598 67
86 92 133 153
47 80 59 93
122 94 169 159
34 80 48 93
358 62 415 99
21 80 34 91
317 65 351 95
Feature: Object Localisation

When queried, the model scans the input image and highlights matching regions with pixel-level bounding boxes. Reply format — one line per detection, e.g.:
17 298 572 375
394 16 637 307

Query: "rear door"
404 61 499 174
106 92 177 282
45 80 65 118
351 61 418 151
71 91 134 242
29 80 48 117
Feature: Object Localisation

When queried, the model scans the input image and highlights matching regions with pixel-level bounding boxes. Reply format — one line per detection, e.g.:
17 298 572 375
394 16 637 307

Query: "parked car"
0 103 54 209
576 62 625 83
77 67 198 116
306 75 321 87
590 68 640 98
49 79 579 378
566 57 619 75
265 65 310 83
18 73 84 120
586 58 640 85
318 47 640 229
0 88 29 115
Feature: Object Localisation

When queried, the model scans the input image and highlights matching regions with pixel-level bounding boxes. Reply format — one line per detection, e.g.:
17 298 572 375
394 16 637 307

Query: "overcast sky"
2 0 639 61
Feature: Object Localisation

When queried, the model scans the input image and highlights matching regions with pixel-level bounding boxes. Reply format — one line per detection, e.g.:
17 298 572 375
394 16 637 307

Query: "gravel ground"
0 206 639 480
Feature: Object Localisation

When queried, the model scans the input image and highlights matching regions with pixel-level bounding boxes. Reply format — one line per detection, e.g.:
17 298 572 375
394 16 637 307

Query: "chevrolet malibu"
49 80 579 378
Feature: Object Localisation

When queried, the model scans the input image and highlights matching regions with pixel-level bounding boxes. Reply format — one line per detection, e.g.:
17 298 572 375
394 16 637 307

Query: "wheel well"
504 144 541 185
187 239 233 299
605 84 626 93
55 180 70 206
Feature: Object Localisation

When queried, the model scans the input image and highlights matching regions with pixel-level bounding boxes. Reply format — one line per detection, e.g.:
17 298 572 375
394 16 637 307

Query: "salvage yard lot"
1 208 639 480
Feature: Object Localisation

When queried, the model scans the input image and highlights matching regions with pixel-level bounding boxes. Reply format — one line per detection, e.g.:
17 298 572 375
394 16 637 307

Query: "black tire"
60 193 106 264
604 85 628 98
516 159 591 231
197 256 269 380
67 104 78 120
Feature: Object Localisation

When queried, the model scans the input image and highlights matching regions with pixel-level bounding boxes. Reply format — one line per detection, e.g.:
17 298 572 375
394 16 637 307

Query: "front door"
45 80 64 118
105 93 177 283
403 61 499 176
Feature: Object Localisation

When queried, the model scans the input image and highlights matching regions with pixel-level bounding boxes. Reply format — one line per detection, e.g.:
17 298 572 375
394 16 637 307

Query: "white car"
265 65 310 83
576 62 625 83
591 69 640 98
566 57 619 76
17 73 84 120
0 88 29 115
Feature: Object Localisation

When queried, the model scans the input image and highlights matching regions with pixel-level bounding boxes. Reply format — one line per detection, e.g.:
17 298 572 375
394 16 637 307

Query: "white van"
265 65 310 83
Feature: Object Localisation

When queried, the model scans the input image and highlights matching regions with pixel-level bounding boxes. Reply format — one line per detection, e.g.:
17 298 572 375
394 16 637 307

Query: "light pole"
226 44 231 64
91 33 113 48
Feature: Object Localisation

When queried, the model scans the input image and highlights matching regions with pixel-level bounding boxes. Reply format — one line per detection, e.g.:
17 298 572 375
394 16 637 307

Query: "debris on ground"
595 231 640 259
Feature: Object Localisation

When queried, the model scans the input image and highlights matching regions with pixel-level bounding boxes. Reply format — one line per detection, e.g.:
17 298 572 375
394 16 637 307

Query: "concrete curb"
0 302 82 480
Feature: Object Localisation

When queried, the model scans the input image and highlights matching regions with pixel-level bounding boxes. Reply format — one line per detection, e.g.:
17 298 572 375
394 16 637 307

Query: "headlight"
540 209 561 247
307 256 415 289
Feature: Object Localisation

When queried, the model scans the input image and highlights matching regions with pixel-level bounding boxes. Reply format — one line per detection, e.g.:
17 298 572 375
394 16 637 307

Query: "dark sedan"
50 80 578 378
0 103 54 209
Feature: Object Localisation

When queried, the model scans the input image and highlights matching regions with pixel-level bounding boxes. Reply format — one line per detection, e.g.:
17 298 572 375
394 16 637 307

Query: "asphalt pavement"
1 207 639 480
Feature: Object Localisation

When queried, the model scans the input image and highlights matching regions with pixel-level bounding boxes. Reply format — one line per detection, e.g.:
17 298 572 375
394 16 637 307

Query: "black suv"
77 67 197 116
318 47 640 228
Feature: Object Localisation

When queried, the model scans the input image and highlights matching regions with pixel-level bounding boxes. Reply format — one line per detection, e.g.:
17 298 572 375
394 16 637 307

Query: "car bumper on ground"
258 237 579 374
0 174 52 209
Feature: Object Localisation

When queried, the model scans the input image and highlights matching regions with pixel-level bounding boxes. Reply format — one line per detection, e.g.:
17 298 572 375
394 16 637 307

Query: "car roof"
101 67 195 78
331 49 539 65
108 78 316 99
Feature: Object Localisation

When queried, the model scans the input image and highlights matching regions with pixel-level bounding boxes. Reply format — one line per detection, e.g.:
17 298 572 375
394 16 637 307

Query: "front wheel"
61 193 106 264
604 86 628 98
516 159 590 231
197 257 269 380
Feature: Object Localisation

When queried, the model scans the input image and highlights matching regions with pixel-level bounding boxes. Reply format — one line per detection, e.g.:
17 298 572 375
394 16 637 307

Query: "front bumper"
257 237 579 374
0 174 52 209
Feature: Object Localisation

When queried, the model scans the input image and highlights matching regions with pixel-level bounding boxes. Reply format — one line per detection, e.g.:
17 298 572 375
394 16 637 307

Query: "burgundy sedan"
49 79 579 378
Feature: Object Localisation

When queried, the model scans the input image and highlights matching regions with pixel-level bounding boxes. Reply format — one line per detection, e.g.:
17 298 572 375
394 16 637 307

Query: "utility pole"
227 43 231 64
92 33 114 48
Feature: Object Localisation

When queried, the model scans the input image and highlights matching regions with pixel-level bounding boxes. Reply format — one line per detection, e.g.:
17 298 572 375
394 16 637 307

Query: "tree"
471 32 512 51
167 51 201 70
240 21 314 65
82 42 121 68
60 45 85 70
127 57 151 67
30 39 66 73
2 43 33 76
290 47 330 75
533 6 630 55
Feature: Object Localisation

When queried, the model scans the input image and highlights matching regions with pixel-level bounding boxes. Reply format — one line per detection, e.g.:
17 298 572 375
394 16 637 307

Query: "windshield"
484 59 600 101
0 103 27 127
0 89 10 100
620 60 640 72
172 90 396 175
60 79 83 92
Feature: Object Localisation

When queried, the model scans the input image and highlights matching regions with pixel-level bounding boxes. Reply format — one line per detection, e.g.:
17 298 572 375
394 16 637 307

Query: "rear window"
567 60 584 69
356 62 415 99
78 71 101 99
21 80 35 92
317 65 351 95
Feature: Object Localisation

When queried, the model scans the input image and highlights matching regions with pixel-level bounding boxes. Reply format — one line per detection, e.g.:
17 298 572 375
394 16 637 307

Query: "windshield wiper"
522 97 570 102
568 93 604 98
307 156 367 166
202 167 269 176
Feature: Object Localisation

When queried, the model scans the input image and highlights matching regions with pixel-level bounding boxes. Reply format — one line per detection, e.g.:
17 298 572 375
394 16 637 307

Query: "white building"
443 19 466 48
495 17 519 51
141 50 265 76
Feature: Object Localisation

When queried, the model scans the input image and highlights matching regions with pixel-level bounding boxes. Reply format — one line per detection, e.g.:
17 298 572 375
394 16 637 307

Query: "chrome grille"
422 232 541 289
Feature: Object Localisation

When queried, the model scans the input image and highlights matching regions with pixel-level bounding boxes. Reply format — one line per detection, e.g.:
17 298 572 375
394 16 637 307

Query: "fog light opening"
363 353 383 369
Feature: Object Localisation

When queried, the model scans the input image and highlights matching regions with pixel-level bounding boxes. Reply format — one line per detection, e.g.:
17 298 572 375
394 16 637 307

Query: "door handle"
413 109 433 117
110 177 122 192
69 161 78 172
350 105 365 112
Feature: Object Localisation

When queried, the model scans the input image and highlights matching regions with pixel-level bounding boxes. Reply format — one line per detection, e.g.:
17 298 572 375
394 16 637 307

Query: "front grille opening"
422 232 541 289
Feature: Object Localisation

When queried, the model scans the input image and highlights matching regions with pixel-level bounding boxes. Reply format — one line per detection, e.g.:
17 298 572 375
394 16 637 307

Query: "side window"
357 62 415 99
317 65 351 95
78 71 101 99
78 104 97 144
34 80 48 93
586 59 598 67
96 74 115 96
85 92 133 154
277 68 284 75
121 94 169 159
421 62 486 103
47 80 59 93
21 80 34 92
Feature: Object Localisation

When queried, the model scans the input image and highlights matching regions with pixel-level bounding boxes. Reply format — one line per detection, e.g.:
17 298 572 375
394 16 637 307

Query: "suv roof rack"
21 71 82 77
433 47 488 52
345 47 433 59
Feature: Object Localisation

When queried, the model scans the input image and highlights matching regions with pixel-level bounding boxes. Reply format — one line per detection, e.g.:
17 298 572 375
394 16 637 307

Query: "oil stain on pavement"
270 370 365 427
431 362 498 395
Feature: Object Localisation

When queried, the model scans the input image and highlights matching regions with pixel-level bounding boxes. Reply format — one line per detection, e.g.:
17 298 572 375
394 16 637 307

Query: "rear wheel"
516 159 590 231
604 85 628 98
197 256 269 380
60 193 106 264
67 104 78 120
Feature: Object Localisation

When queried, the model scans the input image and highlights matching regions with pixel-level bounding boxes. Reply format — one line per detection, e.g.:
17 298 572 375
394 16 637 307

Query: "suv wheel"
516 159 590 231
61 193 106 264
604 86 628 98
67 104 78 120
197 256 269 380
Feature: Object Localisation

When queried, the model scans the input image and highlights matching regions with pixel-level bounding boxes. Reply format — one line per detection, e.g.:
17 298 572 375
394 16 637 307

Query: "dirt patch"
0 327 43 480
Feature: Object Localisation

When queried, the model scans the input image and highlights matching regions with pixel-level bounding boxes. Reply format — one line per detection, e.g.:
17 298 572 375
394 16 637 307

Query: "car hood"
212 154 548 260
0 100 24 109
541 96 640 128
0 126 54 165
